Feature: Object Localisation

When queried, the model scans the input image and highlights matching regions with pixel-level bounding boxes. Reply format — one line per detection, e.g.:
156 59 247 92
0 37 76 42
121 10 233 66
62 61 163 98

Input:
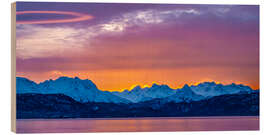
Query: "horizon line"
16 76 259 92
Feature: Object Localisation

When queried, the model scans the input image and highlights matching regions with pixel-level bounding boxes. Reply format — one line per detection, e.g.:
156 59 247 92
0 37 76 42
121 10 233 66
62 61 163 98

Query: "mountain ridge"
16 76 258 103
16 76 131 103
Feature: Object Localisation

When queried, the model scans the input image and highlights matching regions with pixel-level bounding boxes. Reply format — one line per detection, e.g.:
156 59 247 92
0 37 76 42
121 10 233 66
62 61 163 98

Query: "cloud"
16 24 88 59
16 6 258 59
97 8 201 33
16 8 202 59
15 4 259 91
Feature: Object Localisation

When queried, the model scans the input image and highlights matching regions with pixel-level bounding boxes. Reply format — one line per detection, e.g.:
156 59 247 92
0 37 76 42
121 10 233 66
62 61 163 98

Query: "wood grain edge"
11 2 16 133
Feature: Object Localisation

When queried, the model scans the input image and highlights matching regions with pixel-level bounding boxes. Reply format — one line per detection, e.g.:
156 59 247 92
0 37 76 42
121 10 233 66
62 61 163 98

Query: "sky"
16 2 259 91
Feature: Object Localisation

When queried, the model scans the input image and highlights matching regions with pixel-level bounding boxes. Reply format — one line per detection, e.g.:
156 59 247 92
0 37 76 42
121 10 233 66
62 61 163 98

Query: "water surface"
16 116 259 133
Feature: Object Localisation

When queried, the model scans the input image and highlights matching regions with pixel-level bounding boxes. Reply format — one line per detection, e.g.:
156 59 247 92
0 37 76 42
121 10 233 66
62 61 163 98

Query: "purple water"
16 116 259 133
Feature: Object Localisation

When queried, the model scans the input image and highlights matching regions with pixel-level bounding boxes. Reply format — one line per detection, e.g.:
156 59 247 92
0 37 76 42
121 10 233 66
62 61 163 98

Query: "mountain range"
17 76 257 103
16 76 259 118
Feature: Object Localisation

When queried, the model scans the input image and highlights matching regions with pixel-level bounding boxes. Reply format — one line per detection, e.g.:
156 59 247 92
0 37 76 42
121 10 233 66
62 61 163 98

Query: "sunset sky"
16 2 259 91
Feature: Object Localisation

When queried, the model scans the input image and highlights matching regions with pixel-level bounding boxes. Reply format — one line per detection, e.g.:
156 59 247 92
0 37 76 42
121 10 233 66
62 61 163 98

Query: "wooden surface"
11 2 16 133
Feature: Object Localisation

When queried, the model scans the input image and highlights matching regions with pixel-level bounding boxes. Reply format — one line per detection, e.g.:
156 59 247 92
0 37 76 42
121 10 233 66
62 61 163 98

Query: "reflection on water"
16 116 259 133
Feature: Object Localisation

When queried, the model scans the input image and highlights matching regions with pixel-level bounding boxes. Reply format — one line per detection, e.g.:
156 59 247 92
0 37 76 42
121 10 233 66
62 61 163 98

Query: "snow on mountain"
165 84 204 102
113 82 255 103
17 76 256 104
113 83 177 103
190 82 254 97
16 77 130 103
16 77 39 93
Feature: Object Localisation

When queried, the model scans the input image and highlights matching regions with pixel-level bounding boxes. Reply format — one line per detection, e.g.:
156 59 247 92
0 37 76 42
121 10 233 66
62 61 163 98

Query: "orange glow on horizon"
16 11 93 24
16 68 259 92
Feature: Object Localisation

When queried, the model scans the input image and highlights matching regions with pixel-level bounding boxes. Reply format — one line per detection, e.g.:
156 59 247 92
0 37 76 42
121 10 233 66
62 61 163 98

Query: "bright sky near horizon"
16 2 259 91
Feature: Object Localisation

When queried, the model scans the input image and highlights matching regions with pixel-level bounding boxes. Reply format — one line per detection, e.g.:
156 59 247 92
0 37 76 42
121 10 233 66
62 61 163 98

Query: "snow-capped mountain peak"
17 76 257 104
190 82 254 97
113 83 177 103
17 77 130 103
165 84 203 102
39 76 98 92
16 77 38 93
